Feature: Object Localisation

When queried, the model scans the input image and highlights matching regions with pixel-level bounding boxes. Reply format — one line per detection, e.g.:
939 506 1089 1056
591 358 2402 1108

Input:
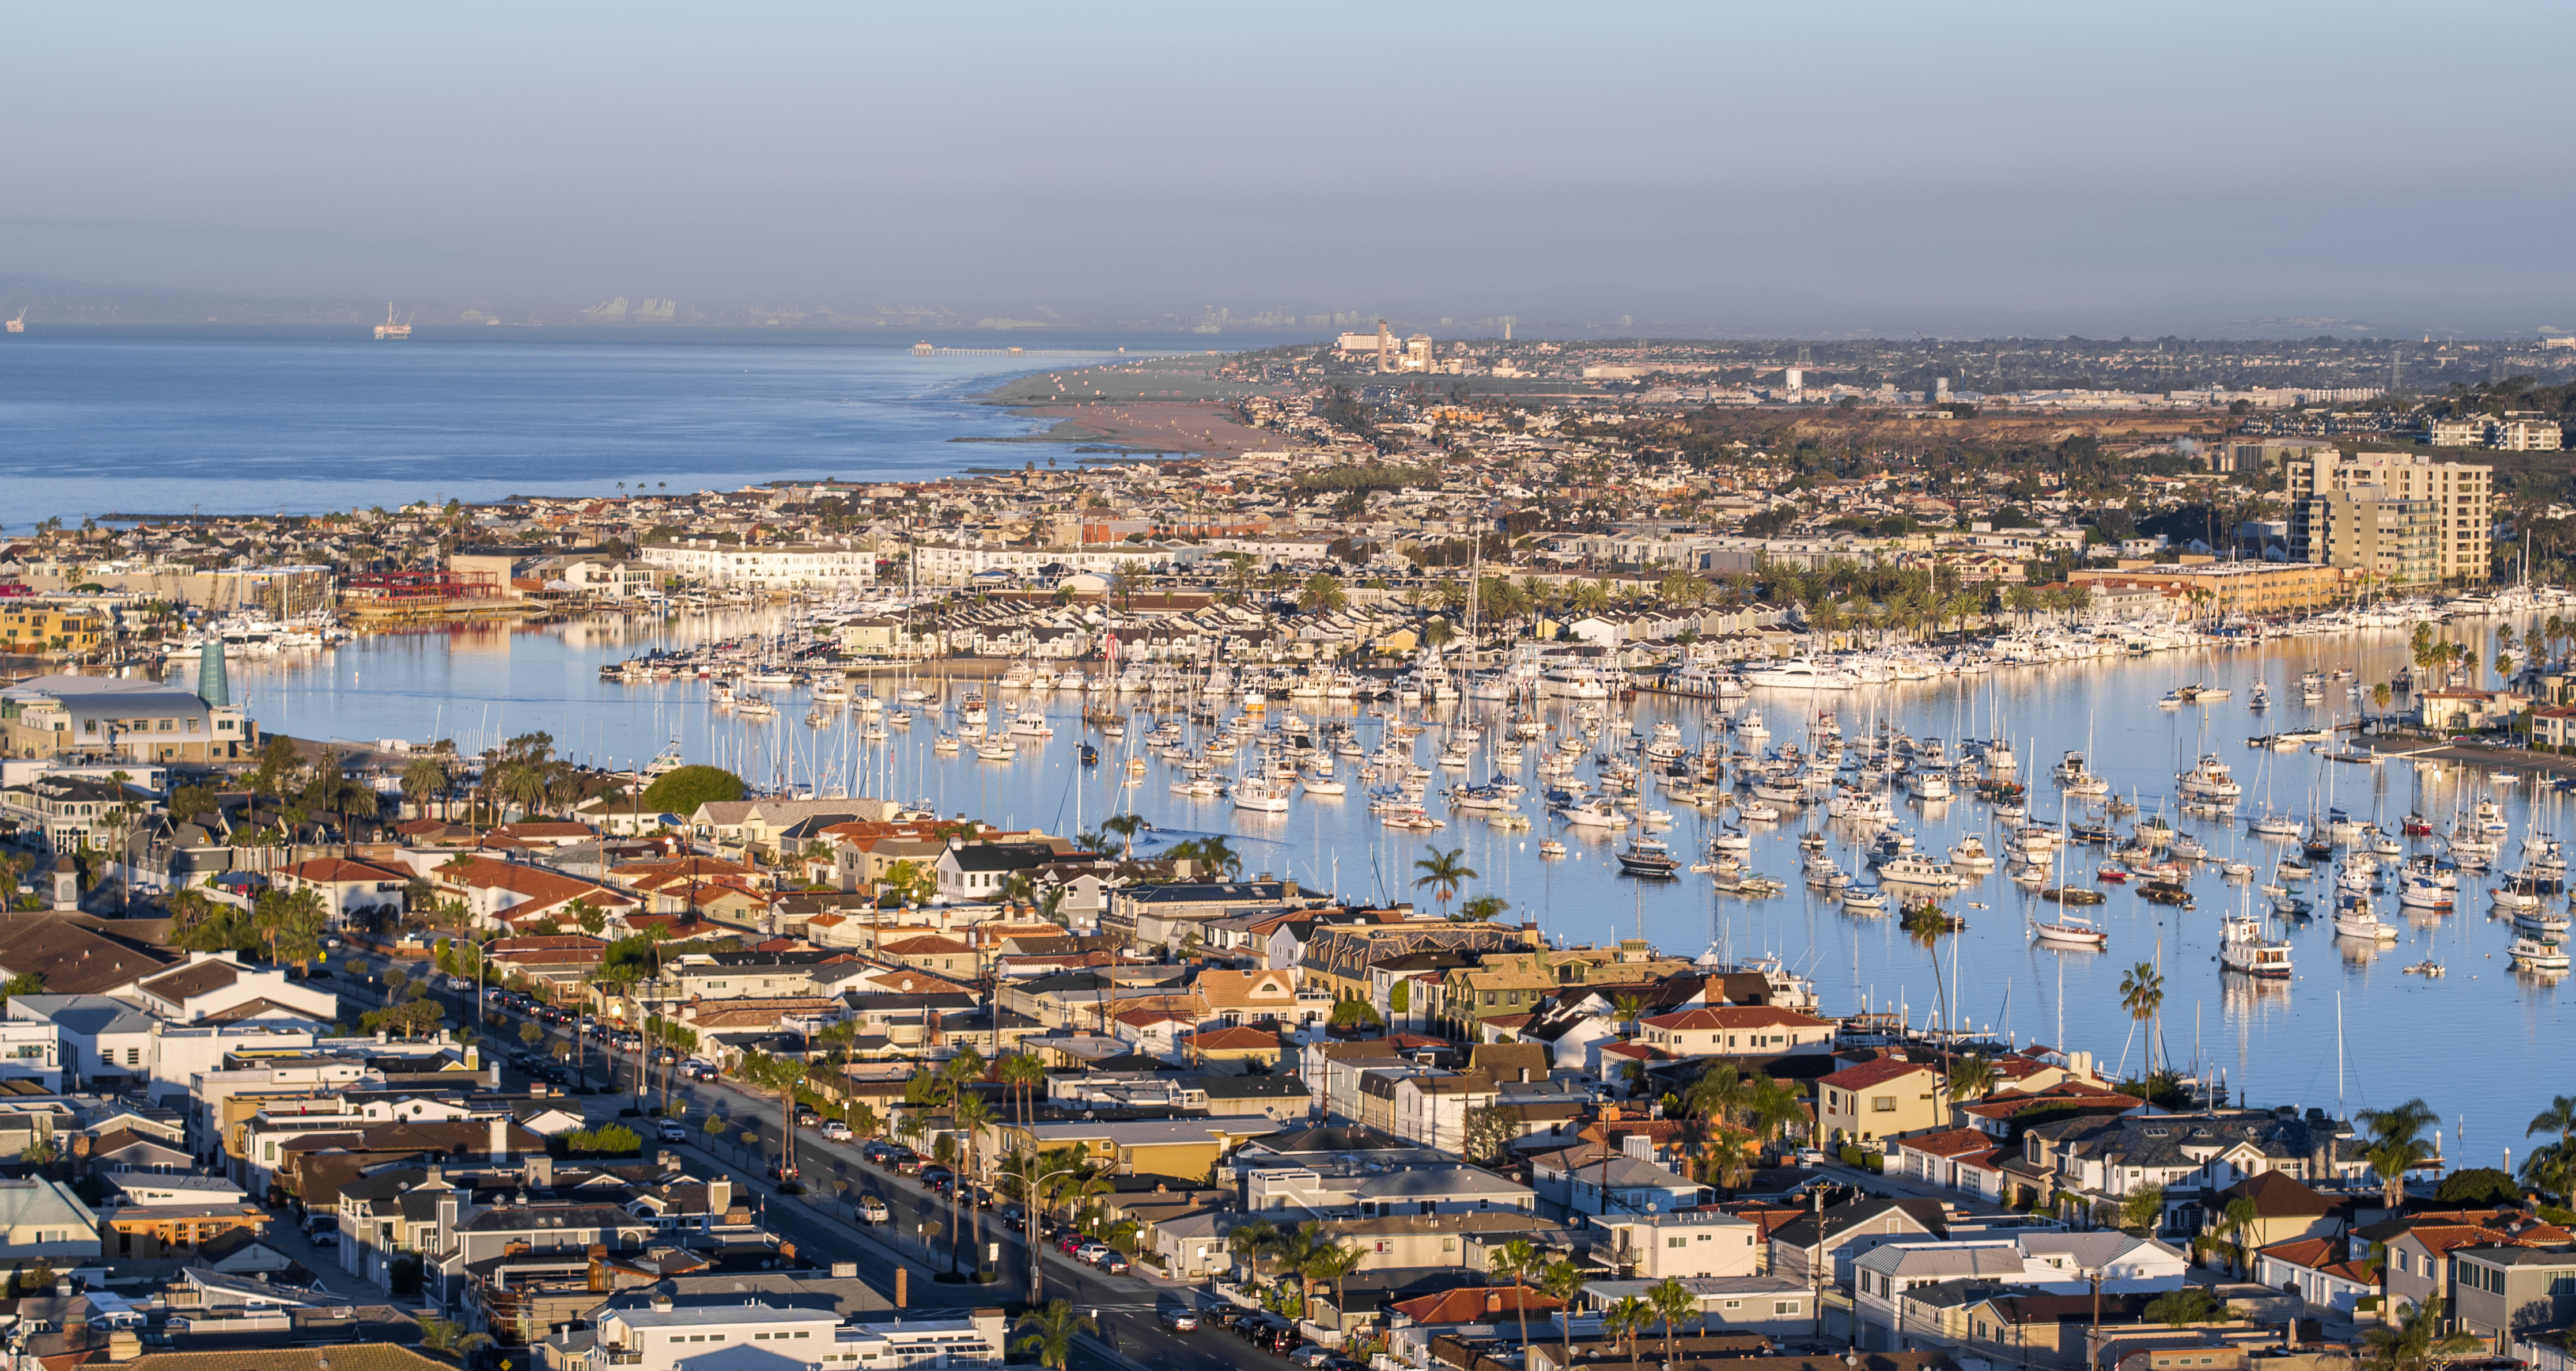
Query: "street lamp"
1024 1159 1101 1305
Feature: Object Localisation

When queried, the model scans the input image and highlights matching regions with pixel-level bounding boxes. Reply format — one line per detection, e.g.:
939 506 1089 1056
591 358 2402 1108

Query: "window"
1668 1237 1687 1248
1871 1095 1897 1113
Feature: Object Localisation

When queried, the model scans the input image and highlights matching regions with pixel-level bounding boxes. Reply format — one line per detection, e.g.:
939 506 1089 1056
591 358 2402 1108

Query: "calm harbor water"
207 612 2570 1161
0 328 1137 527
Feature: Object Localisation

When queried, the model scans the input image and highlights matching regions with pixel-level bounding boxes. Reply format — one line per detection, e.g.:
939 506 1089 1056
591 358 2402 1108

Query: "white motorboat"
2511 936 2571 972
2220 912 2294 977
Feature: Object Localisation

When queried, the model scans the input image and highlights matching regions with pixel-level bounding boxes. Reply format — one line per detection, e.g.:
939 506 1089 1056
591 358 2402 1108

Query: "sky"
6 2 2574 336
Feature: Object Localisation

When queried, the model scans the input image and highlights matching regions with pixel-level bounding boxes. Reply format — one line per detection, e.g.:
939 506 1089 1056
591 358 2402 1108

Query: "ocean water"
0 327 1149 528
211 613 2571 1161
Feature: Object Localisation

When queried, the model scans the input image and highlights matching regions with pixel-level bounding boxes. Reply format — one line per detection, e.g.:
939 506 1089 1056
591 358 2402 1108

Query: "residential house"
1767 1195 1950 1286
1639 1006 1836 1058
2252 1237 2379 1319
1591 1210 1764 1279
1818 1056 1945 1145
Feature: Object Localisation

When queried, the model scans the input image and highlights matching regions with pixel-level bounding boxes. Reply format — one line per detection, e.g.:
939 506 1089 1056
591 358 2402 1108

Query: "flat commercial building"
2284 450 2491 582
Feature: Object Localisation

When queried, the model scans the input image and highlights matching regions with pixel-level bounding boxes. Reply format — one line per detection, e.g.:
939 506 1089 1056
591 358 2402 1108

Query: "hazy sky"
9 2 2573 335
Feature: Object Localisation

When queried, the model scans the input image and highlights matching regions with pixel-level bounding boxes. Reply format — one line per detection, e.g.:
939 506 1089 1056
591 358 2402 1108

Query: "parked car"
1292 1348 1335 1370
820 1120 853 1142
857 1196 891 1224
1160 1309 1198 1333
1096 1253 1129 1275
795 1109 822 1128
1073 1243 1110 1264
891 1153 925 1176
657 1121 689 1144
1795 1147 1828 1167
765 1161 800 1183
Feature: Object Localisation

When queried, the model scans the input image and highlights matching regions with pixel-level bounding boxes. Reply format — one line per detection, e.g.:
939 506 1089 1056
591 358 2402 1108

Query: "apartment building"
2300 487 2440 589
2284 449 2491 582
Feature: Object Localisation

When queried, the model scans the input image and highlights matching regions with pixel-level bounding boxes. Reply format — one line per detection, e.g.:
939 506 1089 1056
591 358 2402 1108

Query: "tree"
2356 1097 2438 1211
2434 1167 2520 1206
996 1051 1047 1127
1011 1300 1096 1370
1328 998 1383 1031
1539 1260 1588 1371
2529 1094 2576 1160
2119 1183 2165 1235
2218 1195 2259 1275
1298 572 1349 615
1948 1054 1999 1102
1100 813 1145 859
1462 1103 1520 1166
2361 1293 2482 1371
1456 893 1509 925
2143 1285 2219 1326
2119 961 2166 1086
1601 1294 1656 1371
639 765 745 816
1401 840 1484 917
1228 1215 1279 1281
1302 1240 1367 1322
1648 1277 1699 1369
1262 1221 1333 1319
1490 1238 1548 1357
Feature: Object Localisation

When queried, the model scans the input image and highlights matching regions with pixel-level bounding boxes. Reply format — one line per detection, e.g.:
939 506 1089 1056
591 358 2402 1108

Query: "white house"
1590 1210 1763 1280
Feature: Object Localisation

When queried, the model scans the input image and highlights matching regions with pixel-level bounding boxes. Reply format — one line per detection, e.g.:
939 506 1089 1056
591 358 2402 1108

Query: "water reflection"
199 610 2576 1148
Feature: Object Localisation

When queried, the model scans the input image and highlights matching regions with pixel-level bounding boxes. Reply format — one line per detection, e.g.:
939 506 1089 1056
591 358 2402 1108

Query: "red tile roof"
1821 1057 1936 1090
1391 1285 1563 1325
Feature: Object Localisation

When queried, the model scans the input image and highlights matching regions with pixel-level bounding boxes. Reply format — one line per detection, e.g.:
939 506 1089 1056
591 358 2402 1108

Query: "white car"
1074 1243 1111 1264
1795 1147 1829 1167
858 1196 891 1224
822 1120 853 1142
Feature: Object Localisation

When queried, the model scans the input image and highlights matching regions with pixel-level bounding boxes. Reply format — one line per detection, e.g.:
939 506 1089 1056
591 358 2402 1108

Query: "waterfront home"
2019 1107 2368 1233
1639 1005 1837 1058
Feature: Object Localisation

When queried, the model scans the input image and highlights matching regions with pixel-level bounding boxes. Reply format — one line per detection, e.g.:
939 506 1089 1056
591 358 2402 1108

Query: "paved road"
357 952 1292 1371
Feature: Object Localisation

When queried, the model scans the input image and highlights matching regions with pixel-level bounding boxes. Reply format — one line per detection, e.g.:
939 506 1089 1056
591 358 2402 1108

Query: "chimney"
107 1331 140 1362
651 1294 674 1312
1486 1291 1503 1313
488 1116 510 1164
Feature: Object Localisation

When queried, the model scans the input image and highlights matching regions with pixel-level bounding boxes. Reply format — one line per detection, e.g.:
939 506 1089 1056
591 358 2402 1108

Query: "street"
350 948 1289 1371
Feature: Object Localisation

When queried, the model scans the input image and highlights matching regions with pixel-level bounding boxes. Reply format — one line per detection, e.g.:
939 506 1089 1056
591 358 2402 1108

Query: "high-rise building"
2300 486 2440 589
2284 449 2492 583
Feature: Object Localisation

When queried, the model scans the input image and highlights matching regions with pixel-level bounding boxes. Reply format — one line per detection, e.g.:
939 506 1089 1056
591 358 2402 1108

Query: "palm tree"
1648 1277 1699 1369
1299 573 1349 615
1012 1300 1097 1370
1489 1238 1546 1353
2356 1097 2438 1211
1100 813 1144 859
950 1090 995 1275
2361 1293 2482 1371
1456 893 1509 925
1948 1054 1999 1103
2118 961 2166 1088
1610 993 1646 1038
1685 1065 1750 1183
1901 900 1960 1109
400 755 451 820
1411 846 1477 916
997 1051 1046 1127
1601 1295 1656 1371
1539 1260 1588 1370
1302 1241 1367 1324
2528 1096 2576 1163
2219 1195 2260 1276
1228 1215 1280 1282
1262 1221 1333 1320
